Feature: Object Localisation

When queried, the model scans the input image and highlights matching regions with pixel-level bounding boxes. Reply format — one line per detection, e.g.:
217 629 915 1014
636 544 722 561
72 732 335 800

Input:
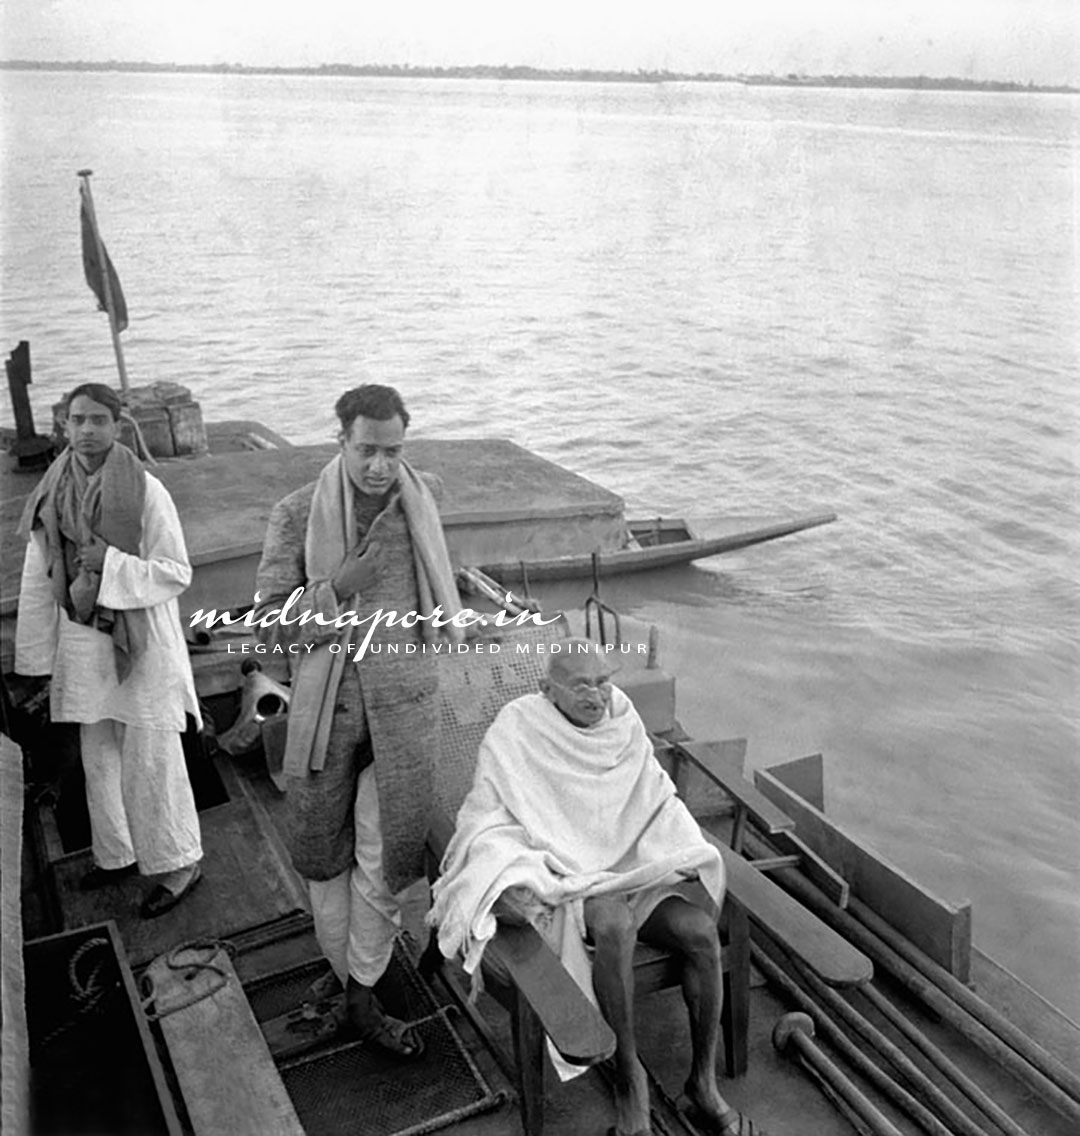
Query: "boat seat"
421 620 752 1136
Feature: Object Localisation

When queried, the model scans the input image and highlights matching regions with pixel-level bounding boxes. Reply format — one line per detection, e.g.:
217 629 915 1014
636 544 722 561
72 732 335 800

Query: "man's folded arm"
97 481 193 610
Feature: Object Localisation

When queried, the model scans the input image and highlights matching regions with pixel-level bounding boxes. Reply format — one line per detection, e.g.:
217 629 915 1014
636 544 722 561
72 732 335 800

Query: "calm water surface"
1 72 1077 1015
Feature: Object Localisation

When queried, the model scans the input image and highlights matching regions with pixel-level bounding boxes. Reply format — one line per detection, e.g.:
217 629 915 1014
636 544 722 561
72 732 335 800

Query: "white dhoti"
80 720 202 876
307 765 402 987
15 470 204 879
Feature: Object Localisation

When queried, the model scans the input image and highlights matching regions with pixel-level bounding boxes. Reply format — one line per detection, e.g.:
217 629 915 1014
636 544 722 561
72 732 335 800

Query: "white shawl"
428 686 724 1050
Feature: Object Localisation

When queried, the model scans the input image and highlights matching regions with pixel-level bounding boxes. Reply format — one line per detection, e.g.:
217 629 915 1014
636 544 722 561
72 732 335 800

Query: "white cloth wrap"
428 686 724 1078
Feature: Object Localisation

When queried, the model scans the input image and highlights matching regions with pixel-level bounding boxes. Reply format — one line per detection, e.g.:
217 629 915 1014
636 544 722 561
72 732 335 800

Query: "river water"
1 71 1077 1017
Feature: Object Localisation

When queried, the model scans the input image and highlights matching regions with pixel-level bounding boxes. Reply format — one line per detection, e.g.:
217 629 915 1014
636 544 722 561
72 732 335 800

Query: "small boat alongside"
481 511 838 584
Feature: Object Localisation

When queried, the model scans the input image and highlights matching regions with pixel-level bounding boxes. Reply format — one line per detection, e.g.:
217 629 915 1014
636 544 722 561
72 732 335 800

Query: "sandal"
352 998 425 1060
683 1084 769 1136
140 865 203 919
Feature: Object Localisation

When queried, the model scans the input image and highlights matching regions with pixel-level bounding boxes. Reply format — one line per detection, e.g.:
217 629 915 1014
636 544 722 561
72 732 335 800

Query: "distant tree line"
0 59 1074 94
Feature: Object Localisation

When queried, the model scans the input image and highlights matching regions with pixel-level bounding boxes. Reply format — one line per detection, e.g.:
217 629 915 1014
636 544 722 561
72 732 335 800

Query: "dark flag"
79 182 128 332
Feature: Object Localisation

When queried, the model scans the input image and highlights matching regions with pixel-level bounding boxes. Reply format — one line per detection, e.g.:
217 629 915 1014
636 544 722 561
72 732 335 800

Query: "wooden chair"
421 621 752 1136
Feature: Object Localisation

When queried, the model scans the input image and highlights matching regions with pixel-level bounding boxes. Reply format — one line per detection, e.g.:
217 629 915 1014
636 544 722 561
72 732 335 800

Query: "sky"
1 0 1077 86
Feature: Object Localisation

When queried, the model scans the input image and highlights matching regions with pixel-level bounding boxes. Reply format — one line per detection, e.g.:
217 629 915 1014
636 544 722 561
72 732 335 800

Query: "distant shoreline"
1 60 1075 94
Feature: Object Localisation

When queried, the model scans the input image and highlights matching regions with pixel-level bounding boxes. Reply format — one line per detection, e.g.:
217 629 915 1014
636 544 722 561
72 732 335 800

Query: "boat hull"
481 512 838 582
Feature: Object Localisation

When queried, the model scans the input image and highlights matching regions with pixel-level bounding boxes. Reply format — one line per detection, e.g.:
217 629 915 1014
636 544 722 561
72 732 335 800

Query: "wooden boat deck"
16 725 1080 1136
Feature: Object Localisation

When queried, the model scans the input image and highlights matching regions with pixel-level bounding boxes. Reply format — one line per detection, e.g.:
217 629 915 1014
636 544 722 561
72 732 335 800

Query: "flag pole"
76 169 130 396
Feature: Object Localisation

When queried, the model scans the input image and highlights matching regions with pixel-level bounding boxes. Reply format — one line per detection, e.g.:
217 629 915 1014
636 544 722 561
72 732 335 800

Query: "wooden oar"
759 933 1030 1136
772 1012 905 1136
763 864 1080 1127
754 947 954 1136
847 892 1080 1106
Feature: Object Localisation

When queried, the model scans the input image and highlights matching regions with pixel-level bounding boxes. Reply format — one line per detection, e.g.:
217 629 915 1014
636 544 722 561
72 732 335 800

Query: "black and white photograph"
1 4 1077 1135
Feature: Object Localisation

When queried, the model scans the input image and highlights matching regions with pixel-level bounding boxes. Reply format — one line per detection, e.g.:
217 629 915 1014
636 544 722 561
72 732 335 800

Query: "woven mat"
248 939 502 1136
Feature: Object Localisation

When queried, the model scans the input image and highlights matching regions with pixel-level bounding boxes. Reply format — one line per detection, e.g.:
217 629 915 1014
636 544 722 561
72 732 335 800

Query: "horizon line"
0 59 1075 92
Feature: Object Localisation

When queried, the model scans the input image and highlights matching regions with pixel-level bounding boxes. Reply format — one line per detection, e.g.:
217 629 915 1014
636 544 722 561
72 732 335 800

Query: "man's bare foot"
684 1076 737 1135
610 1057 652 1136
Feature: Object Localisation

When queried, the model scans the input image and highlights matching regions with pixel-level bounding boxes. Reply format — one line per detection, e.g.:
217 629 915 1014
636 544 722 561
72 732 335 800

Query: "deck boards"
50 795 307 968
20 740 1080 1136
146 946 304 1136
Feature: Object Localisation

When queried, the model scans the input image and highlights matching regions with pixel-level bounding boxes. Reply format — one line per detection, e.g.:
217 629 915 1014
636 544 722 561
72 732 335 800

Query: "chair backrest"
434 616 570 822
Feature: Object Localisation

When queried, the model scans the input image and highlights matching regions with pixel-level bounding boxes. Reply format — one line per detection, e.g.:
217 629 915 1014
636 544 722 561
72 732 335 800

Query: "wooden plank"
1 735 29 1136
426 815 615 1067
970 947 1080 1072
773 831 850 910
675 739 795 835
487 924 615 1066
706 834 872 988
104 923 185 1136
766 752 825 811
146 946 304 1136
755 766 972 981
746 855 801 871
746 830 850 910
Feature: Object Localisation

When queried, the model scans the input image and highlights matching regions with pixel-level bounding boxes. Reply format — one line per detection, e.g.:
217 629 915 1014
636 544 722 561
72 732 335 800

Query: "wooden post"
6 341 34 439
76 170 129 394
5 341 53 468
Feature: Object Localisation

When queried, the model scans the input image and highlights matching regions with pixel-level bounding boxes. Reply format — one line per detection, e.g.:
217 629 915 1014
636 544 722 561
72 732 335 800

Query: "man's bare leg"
584 895 652 1136
640 896 737 1135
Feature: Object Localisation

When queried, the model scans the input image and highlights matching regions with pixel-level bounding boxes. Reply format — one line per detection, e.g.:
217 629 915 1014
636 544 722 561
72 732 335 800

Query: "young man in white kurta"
14 386 202 910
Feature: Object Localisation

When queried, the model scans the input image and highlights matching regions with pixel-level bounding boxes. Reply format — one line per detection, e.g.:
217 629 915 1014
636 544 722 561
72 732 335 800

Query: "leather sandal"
685 1104 769 1136
353 1004 425 1060
140 865 203 919
683 1082 770 1136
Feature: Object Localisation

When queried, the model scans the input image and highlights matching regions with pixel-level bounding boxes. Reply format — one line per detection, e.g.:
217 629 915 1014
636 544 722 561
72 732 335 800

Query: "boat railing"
583 551 621 647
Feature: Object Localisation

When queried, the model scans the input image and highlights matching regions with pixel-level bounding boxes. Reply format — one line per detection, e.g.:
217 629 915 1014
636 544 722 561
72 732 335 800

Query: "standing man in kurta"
15 383 203 918
254 383 464 1060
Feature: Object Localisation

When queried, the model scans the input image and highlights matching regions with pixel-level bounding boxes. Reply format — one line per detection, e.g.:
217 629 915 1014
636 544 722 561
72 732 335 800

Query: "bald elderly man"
429 639 765 1136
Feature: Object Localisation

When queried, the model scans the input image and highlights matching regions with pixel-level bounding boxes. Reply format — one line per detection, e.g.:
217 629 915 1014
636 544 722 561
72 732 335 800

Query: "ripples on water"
1 73 1077 1013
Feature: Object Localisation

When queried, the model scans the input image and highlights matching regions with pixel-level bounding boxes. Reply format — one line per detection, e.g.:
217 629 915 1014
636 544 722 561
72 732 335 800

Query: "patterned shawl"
18 443 148 681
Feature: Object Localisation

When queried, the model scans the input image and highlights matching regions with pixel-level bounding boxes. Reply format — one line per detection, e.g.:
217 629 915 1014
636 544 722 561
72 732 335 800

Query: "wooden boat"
5 629 1079 1136
3 374 1076 1136
480 512 838 583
